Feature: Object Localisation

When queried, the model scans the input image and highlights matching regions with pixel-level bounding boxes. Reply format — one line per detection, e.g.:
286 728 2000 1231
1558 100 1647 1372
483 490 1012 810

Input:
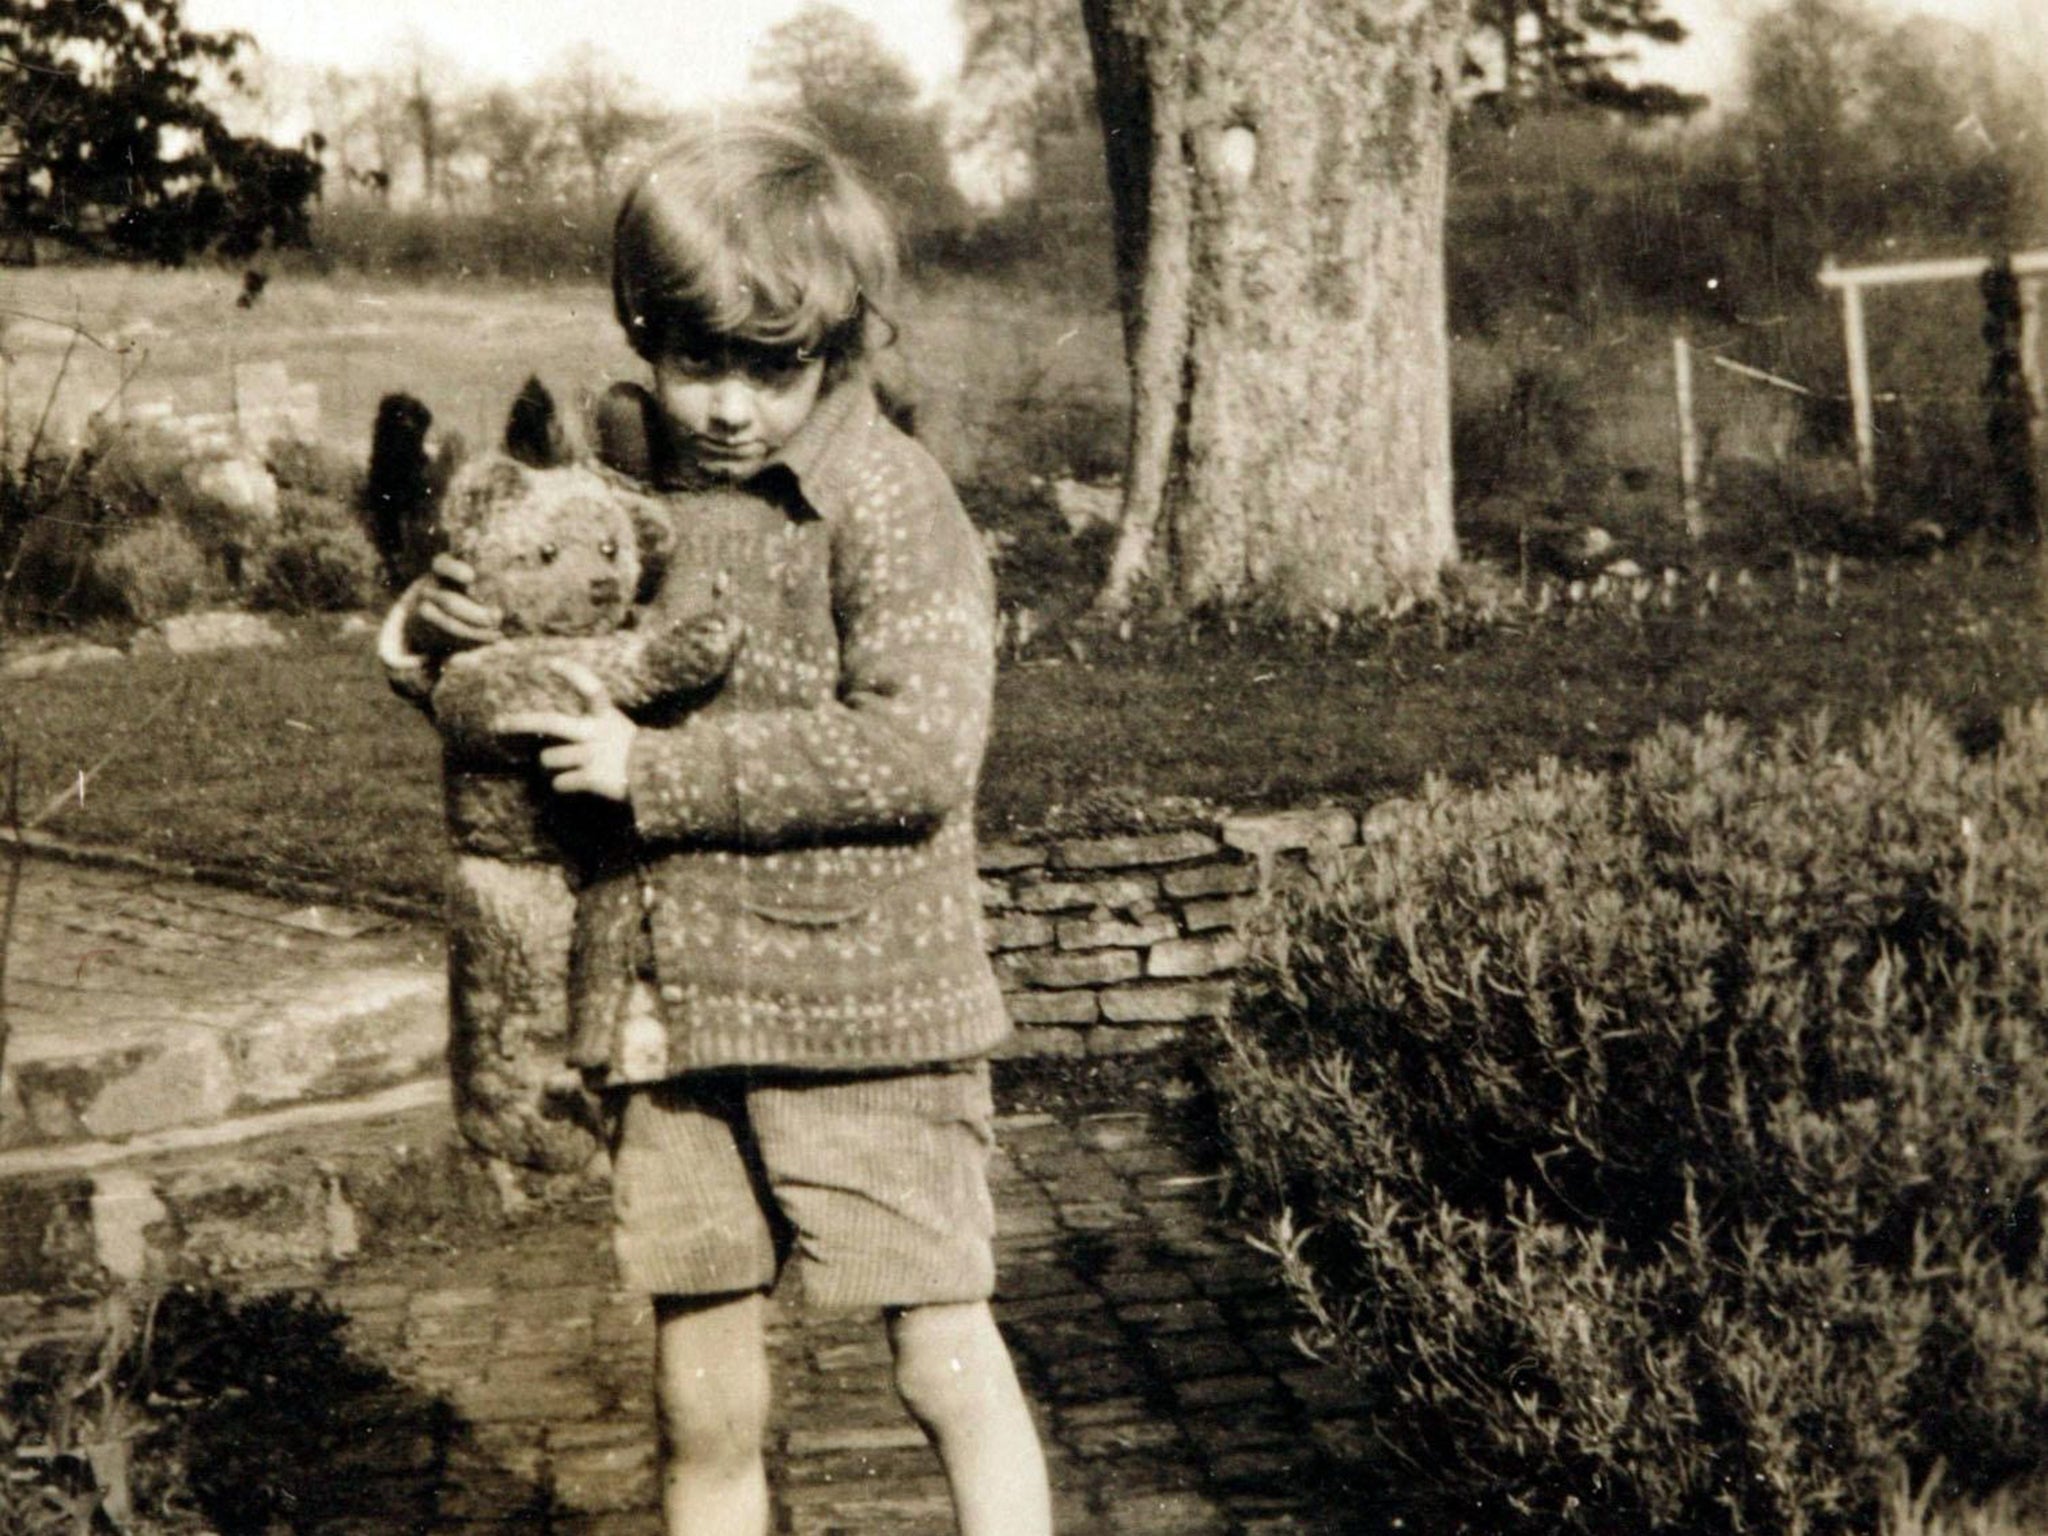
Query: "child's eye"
661 335 722 377
733 347 811 388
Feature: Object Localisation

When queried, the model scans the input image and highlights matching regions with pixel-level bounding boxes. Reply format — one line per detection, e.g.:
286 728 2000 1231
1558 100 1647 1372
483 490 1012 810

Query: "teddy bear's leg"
445 852 602 1174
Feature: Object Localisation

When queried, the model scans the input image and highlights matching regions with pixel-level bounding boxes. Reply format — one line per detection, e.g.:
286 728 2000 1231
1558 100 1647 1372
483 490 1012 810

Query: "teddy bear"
384 377 739 1176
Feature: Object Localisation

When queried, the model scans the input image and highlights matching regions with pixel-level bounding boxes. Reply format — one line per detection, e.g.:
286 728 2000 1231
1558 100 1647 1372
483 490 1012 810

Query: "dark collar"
754 369 874 521
595 372 877 520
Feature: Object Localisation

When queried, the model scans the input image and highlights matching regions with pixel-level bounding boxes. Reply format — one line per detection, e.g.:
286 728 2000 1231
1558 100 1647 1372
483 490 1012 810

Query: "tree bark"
1082 0 1467 619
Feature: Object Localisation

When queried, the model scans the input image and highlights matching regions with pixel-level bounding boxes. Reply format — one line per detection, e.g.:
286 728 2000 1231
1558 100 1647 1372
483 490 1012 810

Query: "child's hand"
404 555 505 657
493 660 637 802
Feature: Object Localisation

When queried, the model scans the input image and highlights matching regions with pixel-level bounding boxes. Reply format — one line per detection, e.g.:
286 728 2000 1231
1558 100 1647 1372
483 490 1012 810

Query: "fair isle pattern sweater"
569 376 1013 1079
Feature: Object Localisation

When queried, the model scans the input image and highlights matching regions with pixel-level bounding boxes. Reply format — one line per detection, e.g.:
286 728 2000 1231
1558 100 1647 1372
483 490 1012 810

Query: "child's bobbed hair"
612 111 899 372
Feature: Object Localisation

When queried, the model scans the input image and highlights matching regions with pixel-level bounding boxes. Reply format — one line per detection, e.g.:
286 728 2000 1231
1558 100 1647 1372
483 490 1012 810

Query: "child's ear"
505 376 573 468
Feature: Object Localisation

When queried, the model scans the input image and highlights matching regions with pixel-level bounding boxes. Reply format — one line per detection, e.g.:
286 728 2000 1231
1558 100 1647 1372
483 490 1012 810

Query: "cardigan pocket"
735 893 880 927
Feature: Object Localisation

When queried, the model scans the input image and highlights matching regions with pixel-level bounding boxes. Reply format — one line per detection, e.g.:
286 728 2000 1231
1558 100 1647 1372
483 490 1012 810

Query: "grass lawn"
6 263 2043 911
0 264 1125 491
4 549 2041 911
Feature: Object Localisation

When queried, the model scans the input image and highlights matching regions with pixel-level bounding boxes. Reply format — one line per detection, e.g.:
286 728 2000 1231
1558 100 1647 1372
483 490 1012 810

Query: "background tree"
394 40 465 207
1082 0 1468 619
749 4 966 244
0 0 321 263
956 0 1099 194
951 0 1112 290
300 66 406 200
1464 0 1703 120
1735 0 2025 270
541 45 663 207
464 87 558 207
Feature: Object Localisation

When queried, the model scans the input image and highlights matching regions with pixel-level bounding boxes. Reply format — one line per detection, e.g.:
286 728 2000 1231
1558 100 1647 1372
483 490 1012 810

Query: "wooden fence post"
1820 249 2048 519
1673 333 1703 540
2021 277 2047 487
1840 278 1877 513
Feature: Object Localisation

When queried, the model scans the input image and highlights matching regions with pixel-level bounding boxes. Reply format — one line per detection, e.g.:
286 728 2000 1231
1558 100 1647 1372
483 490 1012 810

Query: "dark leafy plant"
252 491 382 614
1216 699 2048 1535
1 0 321 263
3 1287 450 1536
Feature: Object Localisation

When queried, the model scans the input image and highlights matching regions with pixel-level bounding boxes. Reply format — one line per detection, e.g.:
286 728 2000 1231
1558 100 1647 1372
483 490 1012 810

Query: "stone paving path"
298 1101 1373 1536
2 1099 1377 1536
0 849 1380 1534
2 849 443 1152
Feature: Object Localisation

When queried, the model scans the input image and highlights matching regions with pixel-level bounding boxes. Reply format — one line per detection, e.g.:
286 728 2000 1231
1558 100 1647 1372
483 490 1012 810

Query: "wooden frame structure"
1818 249 2048 510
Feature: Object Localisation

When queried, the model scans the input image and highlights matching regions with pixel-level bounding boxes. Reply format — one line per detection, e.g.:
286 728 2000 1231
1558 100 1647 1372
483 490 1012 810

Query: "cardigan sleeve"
623 455 995 848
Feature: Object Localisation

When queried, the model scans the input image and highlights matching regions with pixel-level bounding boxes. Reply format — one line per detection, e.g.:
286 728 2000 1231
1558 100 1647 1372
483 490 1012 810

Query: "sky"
182 0 2040 116
182 0 968 106
1659 0 2044 105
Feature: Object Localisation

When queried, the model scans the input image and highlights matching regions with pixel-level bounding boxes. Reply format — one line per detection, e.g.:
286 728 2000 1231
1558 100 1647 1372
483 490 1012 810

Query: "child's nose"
706 377 754 431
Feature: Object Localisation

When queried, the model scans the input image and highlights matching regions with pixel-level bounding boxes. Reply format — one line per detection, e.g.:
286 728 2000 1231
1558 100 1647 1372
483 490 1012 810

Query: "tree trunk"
1082 0 1467 620
1499 0 1522 107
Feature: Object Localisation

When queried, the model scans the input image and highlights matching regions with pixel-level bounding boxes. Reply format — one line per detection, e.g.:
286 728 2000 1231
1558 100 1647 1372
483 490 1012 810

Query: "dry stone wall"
980 805 1379 1056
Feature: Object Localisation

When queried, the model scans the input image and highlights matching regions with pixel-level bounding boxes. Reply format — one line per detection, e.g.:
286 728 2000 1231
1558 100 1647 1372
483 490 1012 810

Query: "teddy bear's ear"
505 376 573 469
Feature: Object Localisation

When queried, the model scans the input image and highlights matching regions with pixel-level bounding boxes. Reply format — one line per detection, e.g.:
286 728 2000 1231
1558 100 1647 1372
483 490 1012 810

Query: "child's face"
652 337 828 480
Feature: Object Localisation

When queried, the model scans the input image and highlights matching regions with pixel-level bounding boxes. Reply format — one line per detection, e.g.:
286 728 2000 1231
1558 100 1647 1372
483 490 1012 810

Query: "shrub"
3 1286 443 1536
64 425 279 596
975 387 1127 489
252 491 383 613
94 519 214 622
265 436 364 505
0 450 96 625
0 430 182 626
1215 700 2048 1535
302 200 611 282
1452 354 1595 505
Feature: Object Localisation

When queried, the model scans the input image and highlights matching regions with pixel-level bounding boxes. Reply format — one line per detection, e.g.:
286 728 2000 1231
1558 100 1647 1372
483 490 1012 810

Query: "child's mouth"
694 437 764 465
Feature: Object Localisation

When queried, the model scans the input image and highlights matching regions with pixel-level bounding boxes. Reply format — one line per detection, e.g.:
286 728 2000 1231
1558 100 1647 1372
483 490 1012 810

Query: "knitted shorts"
604 1054 997 1309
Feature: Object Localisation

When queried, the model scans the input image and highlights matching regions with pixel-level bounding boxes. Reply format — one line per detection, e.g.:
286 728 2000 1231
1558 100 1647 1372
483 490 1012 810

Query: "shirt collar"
759 367 875 521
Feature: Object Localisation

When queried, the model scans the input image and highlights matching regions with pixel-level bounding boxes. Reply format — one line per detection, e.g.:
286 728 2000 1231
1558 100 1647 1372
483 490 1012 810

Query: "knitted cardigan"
569 374 1013 1079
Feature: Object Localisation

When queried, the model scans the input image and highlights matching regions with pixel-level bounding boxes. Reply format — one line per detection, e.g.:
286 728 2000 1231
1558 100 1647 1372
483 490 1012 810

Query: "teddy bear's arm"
485 612 739 714
599 609 742 709
430 613 741 751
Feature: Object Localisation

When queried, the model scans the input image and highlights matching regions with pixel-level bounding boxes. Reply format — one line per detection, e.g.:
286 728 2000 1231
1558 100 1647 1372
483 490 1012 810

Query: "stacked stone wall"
980 806 1374 1056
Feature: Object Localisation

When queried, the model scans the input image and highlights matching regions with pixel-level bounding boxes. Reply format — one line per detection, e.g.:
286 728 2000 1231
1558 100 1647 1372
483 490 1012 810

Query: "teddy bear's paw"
652 610 745 688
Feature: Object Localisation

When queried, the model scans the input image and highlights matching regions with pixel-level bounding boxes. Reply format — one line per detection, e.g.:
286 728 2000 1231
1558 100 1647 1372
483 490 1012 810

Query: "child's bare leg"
887 1300 1051 1536
654 1291 772 1536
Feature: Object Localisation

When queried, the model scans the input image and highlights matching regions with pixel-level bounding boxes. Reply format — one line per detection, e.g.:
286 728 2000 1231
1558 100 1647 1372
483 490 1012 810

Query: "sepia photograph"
3 0 2048 1531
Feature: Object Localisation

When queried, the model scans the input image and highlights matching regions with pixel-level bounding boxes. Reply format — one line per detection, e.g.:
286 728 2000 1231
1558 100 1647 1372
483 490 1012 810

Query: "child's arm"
623 457 994 848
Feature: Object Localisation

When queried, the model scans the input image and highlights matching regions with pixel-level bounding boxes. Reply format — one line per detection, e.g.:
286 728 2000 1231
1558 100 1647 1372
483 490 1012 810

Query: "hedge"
1215 700 2048 1535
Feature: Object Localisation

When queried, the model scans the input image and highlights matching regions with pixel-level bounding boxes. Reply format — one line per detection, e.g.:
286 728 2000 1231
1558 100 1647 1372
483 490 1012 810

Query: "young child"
420 113 1052 1536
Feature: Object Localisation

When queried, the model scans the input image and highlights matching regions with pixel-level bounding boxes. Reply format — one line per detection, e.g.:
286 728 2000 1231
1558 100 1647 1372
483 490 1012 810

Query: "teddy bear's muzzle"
588 575 624 607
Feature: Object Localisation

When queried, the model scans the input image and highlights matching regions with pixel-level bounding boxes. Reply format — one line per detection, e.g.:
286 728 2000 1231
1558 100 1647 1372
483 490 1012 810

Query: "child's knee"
888 1302 1004 1432
656 1357 769 1470
654 1298 771 1470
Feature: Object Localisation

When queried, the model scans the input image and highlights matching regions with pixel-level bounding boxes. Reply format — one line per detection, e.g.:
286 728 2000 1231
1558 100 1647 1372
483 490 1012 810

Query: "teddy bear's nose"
589 575 623 606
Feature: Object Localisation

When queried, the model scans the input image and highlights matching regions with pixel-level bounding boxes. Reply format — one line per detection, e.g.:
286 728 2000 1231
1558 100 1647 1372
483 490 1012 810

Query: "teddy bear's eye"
599 537 619 561
538 543 559 565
